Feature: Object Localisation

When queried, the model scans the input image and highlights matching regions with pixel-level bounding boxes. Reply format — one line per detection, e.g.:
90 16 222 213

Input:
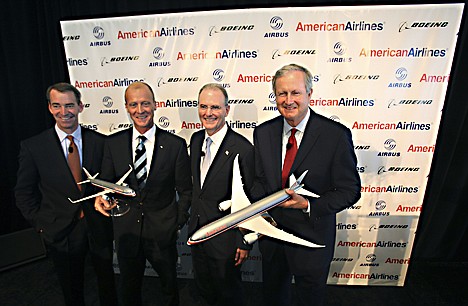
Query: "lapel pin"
225 150 229 155
160 145 163 149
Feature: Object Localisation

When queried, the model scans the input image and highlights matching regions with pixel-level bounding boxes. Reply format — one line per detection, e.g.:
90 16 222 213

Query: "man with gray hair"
188 83 254 306
252 64 361 305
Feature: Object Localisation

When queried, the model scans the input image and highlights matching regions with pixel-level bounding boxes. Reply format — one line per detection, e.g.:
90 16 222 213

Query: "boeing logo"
399 21 449 32
272 49 316 60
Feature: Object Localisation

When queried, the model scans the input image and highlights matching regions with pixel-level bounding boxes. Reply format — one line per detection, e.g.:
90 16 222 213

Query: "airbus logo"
102 96 113 108
375 200 386 211
384 139 397 151
270 16 284 30
213 69 225 82
158 116 170 129
334 42 346 55
93 26 105 39
153 47 164 60
395 67 408 81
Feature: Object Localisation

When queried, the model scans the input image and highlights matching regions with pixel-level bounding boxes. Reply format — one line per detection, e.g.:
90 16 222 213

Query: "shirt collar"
133 125 156 143
204 123 228 145
55 124 82 142
283 108 311 135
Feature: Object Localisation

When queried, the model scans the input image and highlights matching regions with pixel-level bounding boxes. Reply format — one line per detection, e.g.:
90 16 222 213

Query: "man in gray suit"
188 83 254 306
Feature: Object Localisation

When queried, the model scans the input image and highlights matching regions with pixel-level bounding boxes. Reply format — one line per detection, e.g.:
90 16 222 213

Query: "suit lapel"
201 127 236 191
291 110 320 173
144 127 164 193
192 132 204 190
270 119 284 189
47 128 82 194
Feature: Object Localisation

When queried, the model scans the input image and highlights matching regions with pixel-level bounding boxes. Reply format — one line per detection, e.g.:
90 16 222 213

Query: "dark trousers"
192 244 245 306
262 244 328 306
117 239 179 306
47 218 117 306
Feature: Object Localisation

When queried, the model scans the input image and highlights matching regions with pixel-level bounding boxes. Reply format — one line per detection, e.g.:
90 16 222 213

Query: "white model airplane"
188 155 324 248
68 165 136 204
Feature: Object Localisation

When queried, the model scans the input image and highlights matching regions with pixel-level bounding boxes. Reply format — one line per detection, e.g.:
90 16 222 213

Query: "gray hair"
272 63 314 93
198 83 229 106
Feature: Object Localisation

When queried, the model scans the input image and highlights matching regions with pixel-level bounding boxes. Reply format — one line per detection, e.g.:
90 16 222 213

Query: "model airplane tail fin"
288 172 320 198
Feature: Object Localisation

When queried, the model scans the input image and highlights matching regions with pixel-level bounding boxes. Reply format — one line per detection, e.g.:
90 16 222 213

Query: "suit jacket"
15 127 112 246
253 109 361 272
188 127 254 258
101 126 192 257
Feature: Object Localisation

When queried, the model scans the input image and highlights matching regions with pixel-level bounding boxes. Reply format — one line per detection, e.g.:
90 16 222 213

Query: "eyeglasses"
199 104 223 111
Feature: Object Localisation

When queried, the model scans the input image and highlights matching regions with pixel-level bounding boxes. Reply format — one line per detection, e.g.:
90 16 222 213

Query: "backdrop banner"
61 4 464 286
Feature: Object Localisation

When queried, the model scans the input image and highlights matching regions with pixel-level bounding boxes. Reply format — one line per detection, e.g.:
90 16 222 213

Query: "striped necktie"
134 135 147 189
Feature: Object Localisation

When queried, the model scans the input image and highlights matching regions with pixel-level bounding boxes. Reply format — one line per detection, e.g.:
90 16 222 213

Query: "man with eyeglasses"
94 81 192 306
188 83 254 306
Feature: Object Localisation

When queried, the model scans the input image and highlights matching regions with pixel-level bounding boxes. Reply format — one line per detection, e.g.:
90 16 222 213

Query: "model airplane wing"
230 155 324 248
68 165 135 204
240 215 324 248
116 165 133 185
68 189 113 204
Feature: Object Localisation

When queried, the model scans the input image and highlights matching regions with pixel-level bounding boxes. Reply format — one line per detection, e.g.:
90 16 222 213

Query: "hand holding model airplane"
188 155 325 248
68 165 136 204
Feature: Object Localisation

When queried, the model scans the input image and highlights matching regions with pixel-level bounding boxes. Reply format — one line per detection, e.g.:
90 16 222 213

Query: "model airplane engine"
218 200 232 211
243 232 260 245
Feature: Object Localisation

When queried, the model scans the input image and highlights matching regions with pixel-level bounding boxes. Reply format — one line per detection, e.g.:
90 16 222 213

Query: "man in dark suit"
188 83 254 306
15 82 117 306
94 81 192 306
253 64 361 306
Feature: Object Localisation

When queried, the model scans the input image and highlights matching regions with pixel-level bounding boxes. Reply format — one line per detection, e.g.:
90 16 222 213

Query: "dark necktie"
67 135 84 219
134 135 147 189
282 128 298 188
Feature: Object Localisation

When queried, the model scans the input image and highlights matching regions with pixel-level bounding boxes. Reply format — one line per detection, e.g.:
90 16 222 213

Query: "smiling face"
198 87 230 136
125 83 156 134
48 89 84 134
274 70 313 127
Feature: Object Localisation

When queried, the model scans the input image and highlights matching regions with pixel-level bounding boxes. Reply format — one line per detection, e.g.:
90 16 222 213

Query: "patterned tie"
282 128 298 188
134 135 147 189
201 137 212 186
67 135 84 219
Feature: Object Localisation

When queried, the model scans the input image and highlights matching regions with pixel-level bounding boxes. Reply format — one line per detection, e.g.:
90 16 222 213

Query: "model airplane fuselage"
68 166 136 204
187 155 324 248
